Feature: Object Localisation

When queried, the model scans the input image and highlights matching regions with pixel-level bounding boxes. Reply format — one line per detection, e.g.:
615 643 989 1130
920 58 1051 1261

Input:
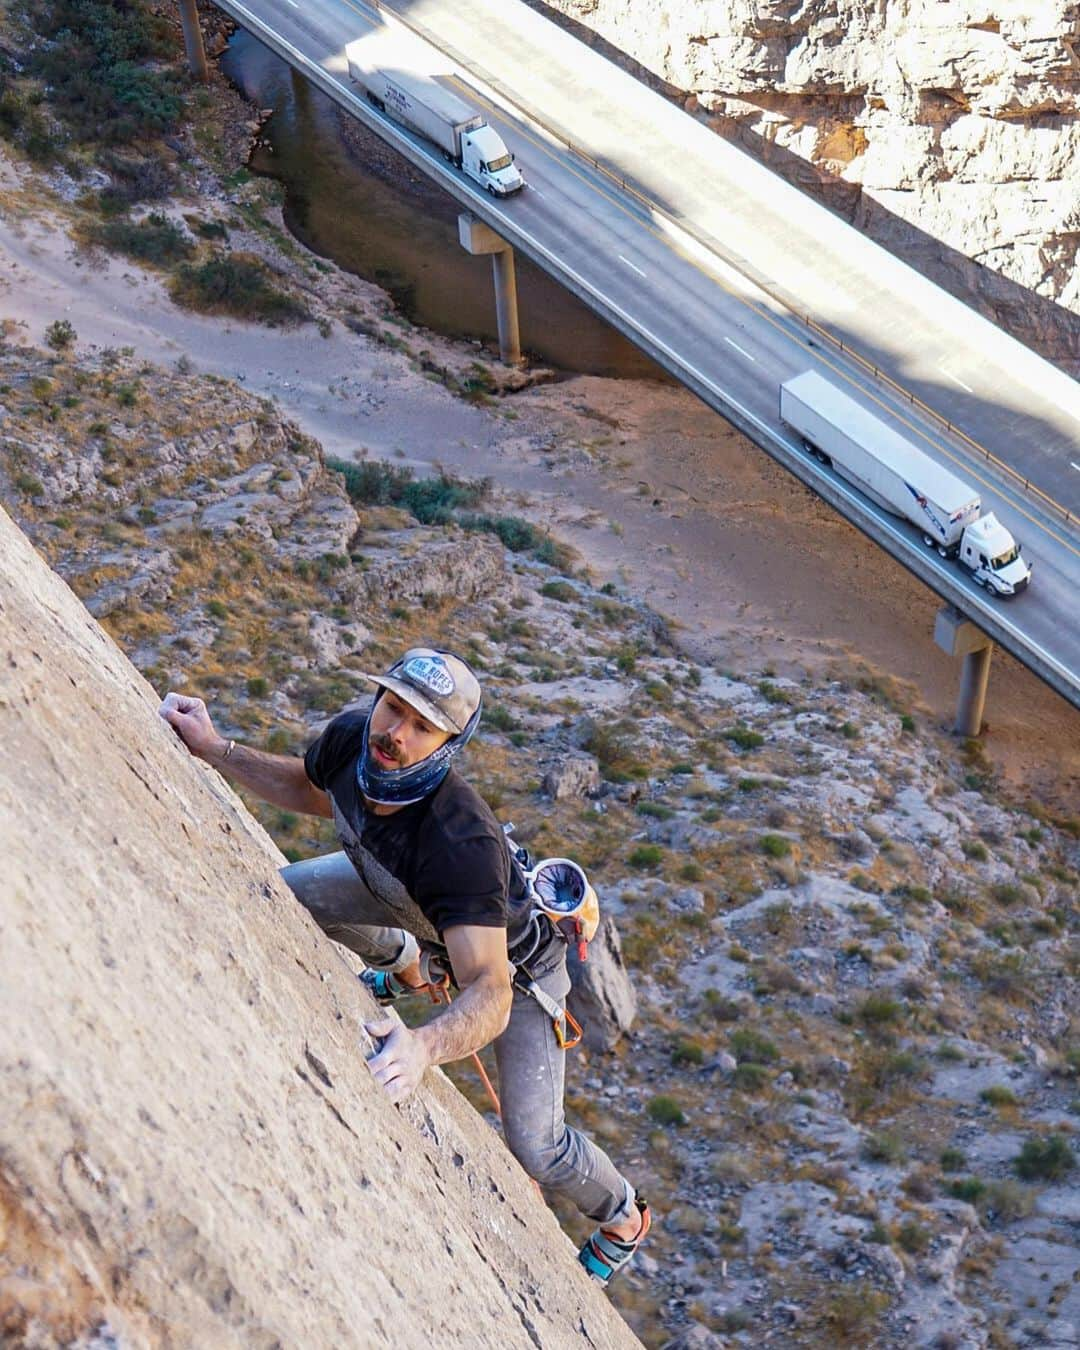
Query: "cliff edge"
0 501 639 1349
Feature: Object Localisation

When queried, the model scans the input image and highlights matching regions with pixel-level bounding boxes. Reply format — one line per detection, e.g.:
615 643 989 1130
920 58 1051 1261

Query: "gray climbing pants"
280 850 635 1225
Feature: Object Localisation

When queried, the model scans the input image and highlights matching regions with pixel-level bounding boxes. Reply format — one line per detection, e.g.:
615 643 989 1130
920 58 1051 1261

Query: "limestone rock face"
539 0 1080 371
0 505 638 1349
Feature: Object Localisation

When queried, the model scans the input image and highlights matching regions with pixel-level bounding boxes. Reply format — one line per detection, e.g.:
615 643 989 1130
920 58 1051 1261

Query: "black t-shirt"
304 710 526 939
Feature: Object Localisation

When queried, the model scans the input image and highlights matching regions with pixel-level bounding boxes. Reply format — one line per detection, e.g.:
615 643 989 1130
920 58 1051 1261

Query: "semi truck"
345 46 525 198
779 370 1032 597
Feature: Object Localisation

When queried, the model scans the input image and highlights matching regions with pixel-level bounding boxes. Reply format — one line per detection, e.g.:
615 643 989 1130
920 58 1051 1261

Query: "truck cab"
461 126 525 196
959 513 1032 597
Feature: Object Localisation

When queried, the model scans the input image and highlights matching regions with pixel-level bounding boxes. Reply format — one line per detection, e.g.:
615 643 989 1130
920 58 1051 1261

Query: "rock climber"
159 646 650 1285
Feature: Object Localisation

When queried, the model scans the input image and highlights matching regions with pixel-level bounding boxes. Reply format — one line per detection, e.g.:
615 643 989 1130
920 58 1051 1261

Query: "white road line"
618 254 646 278
527 185 544 198
1071 462 1080 473
943 369 974 393
723 336 756 363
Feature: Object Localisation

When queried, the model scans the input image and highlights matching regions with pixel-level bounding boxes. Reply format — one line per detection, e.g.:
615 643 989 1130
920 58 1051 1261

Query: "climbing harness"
501 823 597 1049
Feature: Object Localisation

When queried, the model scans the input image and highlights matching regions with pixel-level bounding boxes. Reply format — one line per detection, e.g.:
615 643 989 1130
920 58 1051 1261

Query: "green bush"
171 255 311 327
723 724 764 750
948 1176 986 1203
31 0 182 146
897 1220 931 1254
540 579 576 602
45 319 76 351
940 1147 966 1172
760 833 791 859
247 676 269 698
857 995 904 1027
733 1062 769 1092
94 212 194 266
671 1038 705 1067
980 1084 1018 1108
730 1028 779 1065
646 1095 686 1127
1013 1134 1075 1182
862 1131 906 1165
627 844 663 870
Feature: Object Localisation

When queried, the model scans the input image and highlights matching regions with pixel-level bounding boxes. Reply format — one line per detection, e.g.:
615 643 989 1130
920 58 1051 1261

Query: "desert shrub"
703 990 742 1021
247 676 269 698
939 1147 966 1172
760 833 791 858
579 719 647 782
981 1179 1035 1224
730 1028 779 1064
825 1284 889 1337
980 1085 1018 1108
1013 1134 1075 1182
671 1038 705 1067
636 801 674 820
94 212 194 266
96 149 176 211
171 254 311 327
30 0 182 146
733 1062 769 1092
857 995 904 1028
897 1220 932 1254
862 1131 906 1165
723 724 764 751
627 844 663 870
540 579 576 603
45 319 76 351
948 1176 986 1203
646 1095 686 1127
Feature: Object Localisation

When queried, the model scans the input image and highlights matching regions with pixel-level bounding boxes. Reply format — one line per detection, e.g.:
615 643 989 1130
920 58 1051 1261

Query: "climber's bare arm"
159 692 332 818
365 925 513 1104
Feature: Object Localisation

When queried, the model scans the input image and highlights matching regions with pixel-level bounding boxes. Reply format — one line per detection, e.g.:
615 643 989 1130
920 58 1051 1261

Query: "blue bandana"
355 696 482 806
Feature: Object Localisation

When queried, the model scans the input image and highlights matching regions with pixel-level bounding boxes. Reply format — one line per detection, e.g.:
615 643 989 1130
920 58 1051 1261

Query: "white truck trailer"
346 47 524 198
780 370 1032 597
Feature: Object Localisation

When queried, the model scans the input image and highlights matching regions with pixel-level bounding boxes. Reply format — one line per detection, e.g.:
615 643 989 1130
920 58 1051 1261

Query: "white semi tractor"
346 46 524 198
780 370 1032 597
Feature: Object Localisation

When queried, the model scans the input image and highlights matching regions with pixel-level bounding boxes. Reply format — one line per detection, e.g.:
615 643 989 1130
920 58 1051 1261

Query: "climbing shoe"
359 968 408 1005
578 1198 651 1287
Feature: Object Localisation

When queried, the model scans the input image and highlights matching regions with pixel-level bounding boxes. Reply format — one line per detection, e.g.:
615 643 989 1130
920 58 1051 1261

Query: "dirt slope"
0 502 638 1349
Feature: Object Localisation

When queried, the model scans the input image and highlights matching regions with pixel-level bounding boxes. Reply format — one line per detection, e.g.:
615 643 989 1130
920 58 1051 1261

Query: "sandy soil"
0 154 1075 810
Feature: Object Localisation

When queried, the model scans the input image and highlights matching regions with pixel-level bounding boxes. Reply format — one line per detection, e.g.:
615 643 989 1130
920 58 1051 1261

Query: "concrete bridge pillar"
457 212 521 366
934 605 993 737
178 0 209 83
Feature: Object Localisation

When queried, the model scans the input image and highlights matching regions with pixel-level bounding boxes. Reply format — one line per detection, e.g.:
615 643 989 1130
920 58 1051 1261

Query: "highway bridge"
178 0 1080 720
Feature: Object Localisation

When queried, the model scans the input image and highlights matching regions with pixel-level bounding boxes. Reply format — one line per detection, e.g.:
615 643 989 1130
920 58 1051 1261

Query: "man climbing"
159 647 650 1286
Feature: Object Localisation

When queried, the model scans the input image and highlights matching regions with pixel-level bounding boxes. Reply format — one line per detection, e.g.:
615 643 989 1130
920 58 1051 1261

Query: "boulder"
541 751 601 800
567 913 637 1052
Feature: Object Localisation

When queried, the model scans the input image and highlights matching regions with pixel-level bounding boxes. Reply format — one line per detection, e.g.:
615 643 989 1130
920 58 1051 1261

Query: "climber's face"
367 690 451 770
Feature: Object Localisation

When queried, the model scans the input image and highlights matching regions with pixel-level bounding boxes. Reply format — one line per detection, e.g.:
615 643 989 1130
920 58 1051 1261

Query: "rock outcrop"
538 0 1080 372
0 503 638 1349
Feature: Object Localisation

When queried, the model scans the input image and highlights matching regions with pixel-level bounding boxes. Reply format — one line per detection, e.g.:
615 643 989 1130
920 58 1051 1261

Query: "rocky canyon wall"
0 504 638 1349
536 1 1080 373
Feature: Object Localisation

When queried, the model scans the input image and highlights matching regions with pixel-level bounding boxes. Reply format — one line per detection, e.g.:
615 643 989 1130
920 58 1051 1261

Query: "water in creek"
220 31 667 379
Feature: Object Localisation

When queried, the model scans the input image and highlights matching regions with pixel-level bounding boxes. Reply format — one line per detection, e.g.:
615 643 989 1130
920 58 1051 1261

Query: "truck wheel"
936 546 949 558
922 534 935 549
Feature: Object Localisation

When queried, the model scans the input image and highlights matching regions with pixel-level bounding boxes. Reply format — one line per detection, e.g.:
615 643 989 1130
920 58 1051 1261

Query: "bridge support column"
934 605 993 737
178 0 209 82
457 212 521 365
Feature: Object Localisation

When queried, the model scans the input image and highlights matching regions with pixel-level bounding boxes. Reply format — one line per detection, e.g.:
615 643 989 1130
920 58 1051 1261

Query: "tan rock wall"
539 0 1080 370
0 504 638 1349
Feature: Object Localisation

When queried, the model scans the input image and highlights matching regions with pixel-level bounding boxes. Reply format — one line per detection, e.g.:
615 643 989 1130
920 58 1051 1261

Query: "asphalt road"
210 0 1080 710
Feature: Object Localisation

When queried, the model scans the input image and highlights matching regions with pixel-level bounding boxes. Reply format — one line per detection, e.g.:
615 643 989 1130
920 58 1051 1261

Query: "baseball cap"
362 647 481 735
